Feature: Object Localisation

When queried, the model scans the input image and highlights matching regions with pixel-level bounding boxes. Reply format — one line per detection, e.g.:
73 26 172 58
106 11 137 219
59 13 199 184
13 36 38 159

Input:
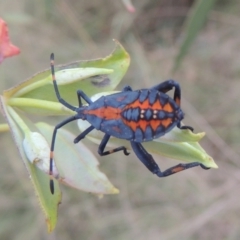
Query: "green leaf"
77 120 217 169
0 41 129 231
4 40 130 115
173 0 217 72
143 140 217 168
29 165 61 233
36 122 119 195
0 96 61 232
153 126 205 142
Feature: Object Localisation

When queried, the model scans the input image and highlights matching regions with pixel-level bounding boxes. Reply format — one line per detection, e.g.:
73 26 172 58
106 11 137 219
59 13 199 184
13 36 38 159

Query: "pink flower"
0 18 20 63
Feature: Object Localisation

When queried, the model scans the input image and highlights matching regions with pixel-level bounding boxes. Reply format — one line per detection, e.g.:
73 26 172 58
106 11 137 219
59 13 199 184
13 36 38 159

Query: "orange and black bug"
49 53 209 194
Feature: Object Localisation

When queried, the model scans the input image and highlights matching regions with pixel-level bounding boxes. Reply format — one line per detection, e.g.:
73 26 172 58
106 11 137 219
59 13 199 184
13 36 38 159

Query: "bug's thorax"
76 106 89 120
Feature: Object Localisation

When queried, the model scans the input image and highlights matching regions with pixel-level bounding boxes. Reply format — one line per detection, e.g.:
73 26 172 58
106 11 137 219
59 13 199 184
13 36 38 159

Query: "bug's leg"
122 85 133 92
50 53 77 112
130 141 209 177
130 141 160 173
49 115 78 194
74 125 95 143
151 79 181 106
77 90 93 107
98 134 130 156
179 125 194 132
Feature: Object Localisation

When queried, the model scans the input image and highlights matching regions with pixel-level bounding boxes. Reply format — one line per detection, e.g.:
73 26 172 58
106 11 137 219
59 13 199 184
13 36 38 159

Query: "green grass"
1 0 240 239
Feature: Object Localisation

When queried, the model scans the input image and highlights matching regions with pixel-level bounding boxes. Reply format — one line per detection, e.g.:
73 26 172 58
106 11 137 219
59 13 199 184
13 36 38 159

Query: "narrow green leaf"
173 0 217 72
0 96 61 232
77 118 217 169
36 122 119 195
3 40 130 113
8 98 74 116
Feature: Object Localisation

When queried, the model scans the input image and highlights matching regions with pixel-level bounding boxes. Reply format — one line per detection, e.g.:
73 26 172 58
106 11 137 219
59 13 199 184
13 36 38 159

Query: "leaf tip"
203 156 218 169
111 187 120 194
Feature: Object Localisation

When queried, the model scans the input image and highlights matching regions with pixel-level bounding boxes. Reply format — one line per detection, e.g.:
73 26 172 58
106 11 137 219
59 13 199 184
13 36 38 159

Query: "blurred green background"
1 0 240 239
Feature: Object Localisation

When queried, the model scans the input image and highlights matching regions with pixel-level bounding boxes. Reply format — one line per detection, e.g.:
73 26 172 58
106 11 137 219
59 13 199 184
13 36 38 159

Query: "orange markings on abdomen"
122 98 174 132
149 119 163 132
85 107 121 120
123 118 172 132
152 99 163 110
163 102 173 112
123 119 149 132
127 98 163 110
161 118 172 128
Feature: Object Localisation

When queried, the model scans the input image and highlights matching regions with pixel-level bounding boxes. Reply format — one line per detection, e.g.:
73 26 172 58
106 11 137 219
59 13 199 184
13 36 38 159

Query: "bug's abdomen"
121 89 184 142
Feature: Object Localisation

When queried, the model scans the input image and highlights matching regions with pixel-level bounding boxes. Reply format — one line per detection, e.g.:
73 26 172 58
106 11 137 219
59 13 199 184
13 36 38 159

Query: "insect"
49 53 209 194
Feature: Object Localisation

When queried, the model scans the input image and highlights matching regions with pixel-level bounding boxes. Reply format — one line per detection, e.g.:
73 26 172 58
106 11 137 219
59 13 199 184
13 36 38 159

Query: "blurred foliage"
1 0 240 239
173 0 218 71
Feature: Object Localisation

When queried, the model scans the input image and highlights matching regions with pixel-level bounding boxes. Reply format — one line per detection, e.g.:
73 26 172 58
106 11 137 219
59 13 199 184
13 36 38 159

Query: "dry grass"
1 0 240 239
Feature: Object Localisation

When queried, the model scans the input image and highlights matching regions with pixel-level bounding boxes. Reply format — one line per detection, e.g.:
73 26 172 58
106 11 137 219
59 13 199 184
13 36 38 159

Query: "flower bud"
23 132 58 176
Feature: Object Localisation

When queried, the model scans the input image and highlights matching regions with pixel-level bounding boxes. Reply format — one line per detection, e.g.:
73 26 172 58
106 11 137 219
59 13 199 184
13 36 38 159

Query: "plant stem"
8 98 74 115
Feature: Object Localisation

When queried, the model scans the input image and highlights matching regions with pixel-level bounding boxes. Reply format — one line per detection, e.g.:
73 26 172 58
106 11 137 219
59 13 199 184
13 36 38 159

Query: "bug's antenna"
51 53 58 100
49 53 79 194
49 53 56 194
